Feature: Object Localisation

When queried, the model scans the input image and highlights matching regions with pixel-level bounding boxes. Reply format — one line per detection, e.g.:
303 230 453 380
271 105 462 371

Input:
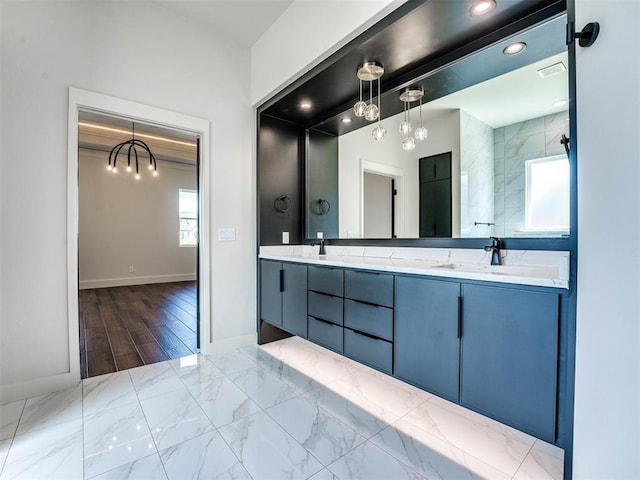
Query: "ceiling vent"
537 62 567 79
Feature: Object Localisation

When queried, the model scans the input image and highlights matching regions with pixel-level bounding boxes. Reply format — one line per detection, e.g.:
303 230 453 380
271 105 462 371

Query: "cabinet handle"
279 269 284 292
457 296 463 338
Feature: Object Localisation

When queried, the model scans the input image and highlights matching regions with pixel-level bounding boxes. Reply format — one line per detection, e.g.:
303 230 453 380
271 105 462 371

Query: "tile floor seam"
262 396 365 468
510 440 537 480
212 421 256 480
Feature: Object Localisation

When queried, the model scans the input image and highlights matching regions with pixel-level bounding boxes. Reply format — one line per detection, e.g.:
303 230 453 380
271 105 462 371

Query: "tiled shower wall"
459 110 494 238
493 111 570 236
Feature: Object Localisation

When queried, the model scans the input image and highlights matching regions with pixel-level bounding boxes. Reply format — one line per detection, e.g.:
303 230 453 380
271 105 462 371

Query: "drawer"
308 291 343 325
344 328 392 374
308 266 343 297
344 270 394 307
308 317 343 354
344 299 393 341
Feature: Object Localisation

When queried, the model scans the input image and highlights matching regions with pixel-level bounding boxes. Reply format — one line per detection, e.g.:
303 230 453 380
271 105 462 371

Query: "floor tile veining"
0 337 564 479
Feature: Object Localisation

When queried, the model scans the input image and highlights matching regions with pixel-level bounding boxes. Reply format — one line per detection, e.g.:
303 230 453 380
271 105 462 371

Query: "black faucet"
484 237 502 265
310 238 326 255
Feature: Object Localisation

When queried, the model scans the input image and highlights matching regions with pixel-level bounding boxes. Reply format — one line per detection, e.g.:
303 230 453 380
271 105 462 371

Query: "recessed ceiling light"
553 99 568 108
341 118 352 124
470 0 496 17
503 42 526 55
300 102 312 110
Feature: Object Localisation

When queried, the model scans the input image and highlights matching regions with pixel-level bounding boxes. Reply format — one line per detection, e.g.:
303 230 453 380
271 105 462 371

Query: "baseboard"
0 371 80 404
205 333 257 356
79 273 196 289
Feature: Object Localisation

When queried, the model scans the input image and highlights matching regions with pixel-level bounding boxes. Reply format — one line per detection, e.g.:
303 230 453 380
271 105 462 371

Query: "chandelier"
353 61 387 141
399 86 428 151
106 123 158 179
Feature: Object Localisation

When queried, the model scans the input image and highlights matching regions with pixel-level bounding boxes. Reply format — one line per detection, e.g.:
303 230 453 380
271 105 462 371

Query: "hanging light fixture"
354 62 384 123
371 69 387 141
399 86 428 150
107 123 158 178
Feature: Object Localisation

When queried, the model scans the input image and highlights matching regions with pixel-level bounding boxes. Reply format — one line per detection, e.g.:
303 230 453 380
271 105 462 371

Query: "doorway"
363 171 397 238
68 88 211 381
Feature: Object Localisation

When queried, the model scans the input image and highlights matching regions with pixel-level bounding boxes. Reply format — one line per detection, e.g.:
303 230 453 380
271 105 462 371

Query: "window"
525 155 569 231
179 189 198 246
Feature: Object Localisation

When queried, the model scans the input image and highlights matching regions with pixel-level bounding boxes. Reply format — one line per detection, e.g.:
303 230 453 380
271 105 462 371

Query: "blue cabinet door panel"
394 276 460 402
308 316 343 353
282 263 308 337
260 260 282 327
460 284 559 441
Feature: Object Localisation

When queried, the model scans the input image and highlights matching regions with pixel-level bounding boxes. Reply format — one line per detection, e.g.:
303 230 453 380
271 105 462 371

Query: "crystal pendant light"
353 79 367 117
371 79 386 141
399 101 412 134
414 95 428 141
402 136 416 151
364 80 379 121
354 62 384 123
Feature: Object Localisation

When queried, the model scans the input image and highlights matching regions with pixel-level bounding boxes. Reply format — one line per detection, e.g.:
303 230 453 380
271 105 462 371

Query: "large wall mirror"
305 13 569 241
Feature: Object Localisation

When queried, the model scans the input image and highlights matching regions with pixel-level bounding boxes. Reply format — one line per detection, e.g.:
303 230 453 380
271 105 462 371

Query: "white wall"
573 0 640 478
0 1 255 400
338 107 460 238
250 0 405 106
78 149 196 289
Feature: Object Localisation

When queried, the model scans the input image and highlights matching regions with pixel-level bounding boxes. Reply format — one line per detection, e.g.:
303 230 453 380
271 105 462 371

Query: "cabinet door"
282 263 308 337
394 276 460 402
460 284 558 441
260 260 282 327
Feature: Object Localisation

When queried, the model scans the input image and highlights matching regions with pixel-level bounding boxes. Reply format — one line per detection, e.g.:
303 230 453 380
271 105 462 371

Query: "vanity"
256 0 576 471
259 246 569 444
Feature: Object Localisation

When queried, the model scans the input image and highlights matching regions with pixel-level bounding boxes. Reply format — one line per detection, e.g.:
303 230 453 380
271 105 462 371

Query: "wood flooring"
78 281 198 379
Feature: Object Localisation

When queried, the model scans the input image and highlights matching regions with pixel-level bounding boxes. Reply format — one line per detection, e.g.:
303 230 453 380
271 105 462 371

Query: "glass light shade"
414 126 428 140
106 165 112 171
353 101 367 117
126 166 132 172
372 124 387 141
402 136 416 151
364 103 379 121
399 120 412 134
135 174 140 180
152 170 158 177
148 164 153 170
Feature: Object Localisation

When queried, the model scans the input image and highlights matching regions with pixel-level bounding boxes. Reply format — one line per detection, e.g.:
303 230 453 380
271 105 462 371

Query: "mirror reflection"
308 51 570 240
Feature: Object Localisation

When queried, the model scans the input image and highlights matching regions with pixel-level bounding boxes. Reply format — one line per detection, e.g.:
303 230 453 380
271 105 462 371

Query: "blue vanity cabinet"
394 276 461 402
260 260 308 337
460 284 559 442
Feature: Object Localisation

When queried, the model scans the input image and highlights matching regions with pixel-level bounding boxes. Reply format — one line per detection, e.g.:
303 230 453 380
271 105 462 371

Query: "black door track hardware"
567 21 600 47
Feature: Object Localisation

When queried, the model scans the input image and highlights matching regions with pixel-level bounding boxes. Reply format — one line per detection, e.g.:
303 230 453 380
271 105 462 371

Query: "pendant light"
354 62 384 123
107 123 158 178
371 77 387 141
399 86 427 150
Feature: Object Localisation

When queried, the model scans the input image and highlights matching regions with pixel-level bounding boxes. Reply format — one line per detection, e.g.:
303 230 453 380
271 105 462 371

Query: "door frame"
359 159 404 238
67 87 212 381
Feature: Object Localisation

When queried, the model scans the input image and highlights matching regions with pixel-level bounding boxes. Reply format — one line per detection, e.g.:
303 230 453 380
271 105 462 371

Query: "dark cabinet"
394 276 461 402
260 260 307 337
460 284 559 442
419 152 452 238
308 266 344 353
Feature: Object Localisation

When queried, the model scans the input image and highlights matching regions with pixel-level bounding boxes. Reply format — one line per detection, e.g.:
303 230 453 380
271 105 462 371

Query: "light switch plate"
282 232 289 244
316 232 323 239
218 227 236 242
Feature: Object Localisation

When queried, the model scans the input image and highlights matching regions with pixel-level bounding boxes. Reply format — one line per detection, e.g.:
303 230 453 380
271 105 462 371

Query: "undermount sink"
433 263 539 276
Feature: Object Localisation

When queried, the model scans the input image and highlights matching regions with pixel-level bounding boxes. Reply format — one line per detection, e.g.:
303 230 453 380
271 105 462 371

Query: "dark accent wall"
306 129 339 239
258 115 304 245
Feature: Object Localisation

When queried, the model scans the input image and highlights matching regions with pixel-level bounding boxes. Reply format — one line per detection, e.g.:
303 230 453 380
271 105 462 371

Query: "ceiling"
259 0 567 136
155 0 293 47
78 111 198 165
424 51 569 128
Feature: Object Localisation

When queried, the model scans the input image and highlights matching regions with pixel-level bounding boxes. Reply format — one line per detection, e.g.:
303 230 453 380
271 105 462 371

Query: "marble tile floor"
0 336 564 479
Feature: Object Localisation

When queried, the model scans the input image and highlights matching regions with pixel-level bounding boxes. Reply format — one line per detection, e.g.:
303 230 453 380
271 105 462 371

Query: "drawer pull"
346 328 386 342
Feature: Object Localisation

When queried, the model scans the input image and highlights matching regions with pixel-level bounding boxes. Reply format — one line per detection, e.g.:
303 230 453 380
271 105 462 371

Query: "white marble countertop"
259 245 570 290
